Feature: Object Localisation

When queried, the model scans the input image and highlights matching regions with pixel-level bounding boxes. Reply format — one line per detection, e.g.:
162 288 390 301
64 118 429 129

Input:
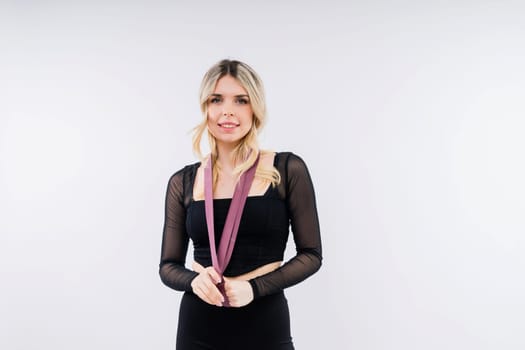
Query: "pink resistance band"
204 153 259 307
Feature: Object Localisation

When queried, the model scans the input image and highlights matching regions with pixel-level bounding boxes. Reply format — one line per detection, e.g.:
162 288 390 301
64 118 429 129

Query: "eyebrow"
210 93 249 98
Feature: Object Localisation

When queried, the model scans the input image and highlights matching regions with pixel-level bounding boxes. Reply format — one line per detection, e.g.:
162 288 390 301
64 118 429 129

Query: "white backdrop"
1 1 524 349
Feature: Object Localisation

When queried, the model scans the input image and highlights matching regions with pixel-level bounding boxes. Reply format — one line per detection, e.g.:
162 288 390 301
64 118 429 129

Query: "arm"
159 169 199 291
248 153 323 298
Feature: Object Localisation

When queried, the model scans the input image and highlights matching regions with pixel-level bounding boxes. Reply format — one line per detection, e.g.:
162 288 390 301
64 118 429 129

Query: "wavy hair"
192 59 280 187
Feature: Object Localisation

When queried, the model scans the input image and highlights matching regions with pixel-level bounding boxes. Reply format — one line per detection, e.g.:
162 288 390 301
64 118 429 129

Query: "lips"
218 122 240 129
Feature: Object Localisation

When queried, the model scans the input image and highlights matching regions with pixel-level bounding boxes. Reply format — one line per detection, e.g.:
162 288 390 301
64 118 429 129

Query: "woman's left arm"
248 153 323 299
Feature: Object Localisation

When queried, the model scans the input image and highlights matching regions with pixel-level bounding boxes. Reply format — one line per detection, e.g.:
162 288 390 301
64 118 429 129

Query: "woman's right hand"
190 266 224 307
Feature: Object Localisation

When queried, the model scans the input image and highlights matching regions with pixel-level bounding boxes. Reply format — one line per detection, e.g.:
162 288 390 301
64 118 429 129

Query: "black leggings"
176 291 295 350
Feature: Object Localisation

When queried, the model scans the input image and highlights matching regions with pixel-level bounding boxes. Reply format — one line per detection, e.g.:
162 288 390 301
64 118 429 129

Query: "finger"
224 281 252 308
192 274 223 306
206 268 223 284
223 279 236 297
195 283 221 306
206 286 224 306
224 285 234 299
200 277 224 305
193 285 213 305
192 261 205 273
227 295 243 308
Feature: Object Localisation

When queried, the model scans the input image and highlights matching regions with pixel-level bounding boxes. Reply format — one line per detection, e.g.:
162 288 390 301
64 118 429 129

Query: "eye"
209 96 222 104
236 98 249 105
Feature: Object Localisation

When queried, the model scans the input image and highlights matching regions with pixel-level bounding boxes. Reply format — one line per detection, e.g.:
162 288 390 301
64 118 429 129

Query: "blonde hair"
192 59 280 187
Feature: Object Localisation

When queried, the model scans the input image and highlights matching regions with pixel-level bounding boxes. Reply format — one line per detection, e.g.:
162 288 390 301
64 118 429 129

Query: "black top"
159 152 322 299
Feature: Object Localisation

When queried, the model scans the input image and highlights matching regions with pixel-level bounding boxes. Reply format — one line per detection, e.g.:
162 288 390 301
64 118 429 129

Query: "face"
207 75 253 148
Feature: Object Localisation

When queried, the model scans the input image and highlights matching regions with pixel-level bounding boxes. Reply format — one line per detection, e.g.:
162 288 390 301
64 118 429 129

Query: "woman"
159 59 322 350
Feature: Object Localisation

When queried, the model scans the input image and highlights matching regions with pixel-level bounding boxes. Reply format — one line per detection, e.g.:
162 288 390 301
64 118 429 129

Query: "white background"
1 1 524 349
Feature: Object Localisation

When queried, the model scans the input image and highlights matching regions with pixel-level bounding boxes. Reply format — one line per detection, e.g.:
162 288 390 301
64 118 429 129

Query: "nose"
222 108 234 117
221 98 236 117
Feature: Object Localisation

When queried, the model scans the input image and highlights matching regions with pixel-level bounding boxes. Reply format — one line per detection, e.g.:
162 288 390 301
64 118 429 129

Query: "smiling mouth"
218 122 239 129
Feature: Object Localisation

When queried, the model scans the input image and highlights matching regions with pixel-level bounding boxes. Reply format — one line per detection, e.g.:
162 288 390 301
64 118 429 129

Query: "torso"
191 151 282 279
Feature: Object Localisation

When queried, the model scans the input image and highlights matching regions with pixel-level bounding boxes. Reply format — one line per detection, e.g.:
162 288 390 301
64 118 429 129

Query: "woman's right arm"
159 170 199 291
159 168 226 306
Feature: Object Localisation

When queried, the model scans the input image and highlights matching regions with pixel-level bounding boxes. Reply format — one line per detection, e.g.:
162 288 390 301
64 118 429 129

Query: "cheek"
207 118 218 132
242 107 254 123
206 108 219 122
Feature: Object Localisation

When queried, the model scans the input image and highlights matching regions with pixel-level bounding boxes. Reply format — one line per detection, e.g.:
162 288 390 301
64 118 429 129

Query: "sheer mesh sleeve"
249 153 322 298
159 168 199 292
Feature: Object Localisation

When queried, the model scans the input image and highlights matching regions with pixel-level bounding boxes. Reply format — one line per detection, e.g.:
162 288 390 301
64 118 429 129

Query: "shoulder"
167 161 201 188
170 161 200 178
271 152 316 194
273 151 309 171
165 161 201 203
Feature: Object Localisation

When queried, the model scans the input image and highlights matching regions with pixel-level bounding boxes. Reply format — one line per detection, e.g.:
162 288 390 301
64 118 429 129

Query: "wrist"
188 271 199 291
248 279 260 299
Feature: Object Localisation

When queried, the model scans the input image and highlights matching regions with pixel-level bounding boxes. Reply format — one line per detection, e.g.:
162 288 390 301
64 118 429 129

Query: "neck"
215 142 239 173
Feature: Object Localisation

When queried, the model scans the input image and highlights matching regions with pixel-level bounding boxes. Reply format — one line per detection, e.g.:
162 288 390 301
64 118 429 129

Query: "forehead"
213 75 248 95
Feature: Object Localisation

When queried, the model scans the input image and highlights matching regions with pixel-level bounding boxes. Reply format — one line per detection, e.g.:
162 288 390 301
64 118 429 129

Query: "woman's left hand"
223 278 254 307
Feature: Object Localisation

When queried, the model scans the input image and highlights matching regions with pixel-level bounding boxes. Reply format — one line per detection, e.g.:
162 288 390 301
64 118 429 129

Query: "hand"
223 277 254 307
190 266 224 307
